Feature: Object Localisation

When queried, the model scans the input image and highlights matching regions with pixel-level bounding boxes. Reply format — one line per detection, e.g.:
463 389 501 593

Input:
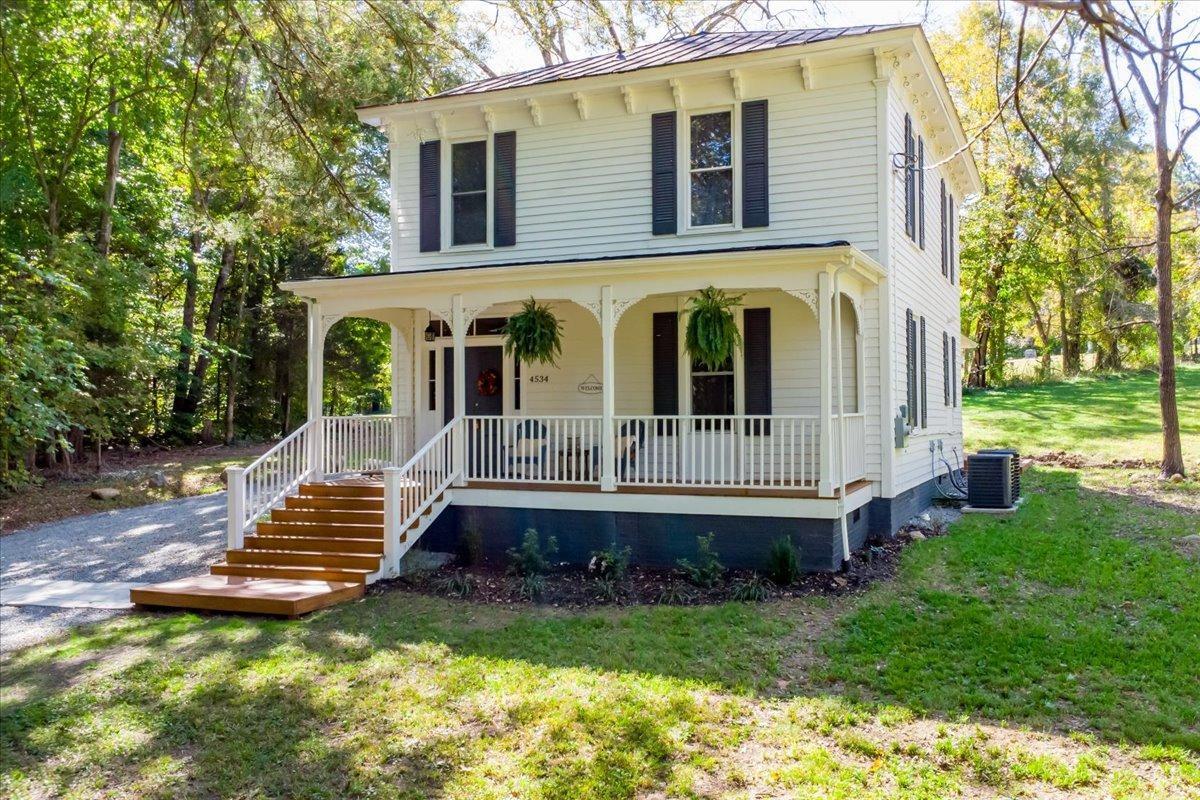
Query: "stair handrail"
382 417 462 575
225 418 317 549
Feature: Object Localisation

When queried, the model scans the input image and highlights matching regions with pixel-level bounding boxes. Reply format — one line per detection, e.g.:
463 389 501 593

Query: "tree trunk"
1153 130 1184 477
224 284 246 445
168 225 202 439
185 241 235 414
96 85 122 258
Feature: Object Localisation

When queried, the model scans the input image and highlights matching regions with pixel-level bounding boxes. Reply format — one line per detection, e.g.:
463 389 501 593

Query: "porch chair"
507 419 548 479
597 419 647 479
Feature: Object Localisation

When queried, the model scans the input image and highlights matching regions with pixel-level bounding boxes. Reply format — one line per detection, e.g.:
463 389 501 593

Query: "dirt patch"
1029 451 1162 471
0 442 269 534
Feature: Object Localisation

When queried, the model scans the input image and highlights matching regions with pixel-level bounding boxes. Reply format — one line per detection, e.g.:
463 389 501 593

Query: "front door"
443 346 504 422
445 346 504 477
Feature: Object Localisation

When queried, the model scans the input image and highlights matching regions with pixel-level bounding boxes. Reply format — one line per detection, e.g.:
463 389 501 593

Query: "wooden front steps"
133 479 393 617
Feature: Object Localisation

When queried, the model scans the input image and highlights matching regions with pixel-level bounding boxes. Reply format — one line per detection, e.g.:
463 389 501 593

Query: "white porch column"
818 272 833 497
600 285 616 491
451 295 466 485
307 300 325 481
389 322 406 465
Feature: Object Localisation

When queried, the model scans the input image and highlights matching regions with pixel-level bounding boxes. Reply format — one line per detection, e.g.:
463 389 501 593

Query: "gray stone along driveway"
0 493 228 653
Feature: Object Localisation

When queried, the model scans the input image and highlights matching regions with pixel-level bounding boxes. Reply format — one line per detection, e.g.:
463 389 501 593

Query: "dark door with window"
443 346 504 422
445 346 504 476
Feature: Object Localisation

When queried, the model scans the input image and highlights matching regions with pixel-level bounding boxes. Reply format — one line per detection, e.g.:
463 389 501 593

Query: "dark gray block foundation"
416 473 955 574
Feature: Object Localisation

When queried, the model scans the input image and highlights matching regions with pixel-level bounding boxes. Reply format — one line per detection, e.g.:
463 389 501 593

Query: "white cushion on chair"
516 439 544 457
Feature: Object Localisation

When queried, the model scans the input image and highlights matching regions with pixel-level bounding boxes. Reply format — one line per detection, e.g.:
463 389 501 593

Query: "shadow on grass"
3 468 1197 797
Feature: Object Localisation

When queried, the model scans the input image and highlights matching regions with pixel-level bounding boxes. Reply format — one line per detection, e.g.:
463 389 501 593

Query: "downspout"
831 262 853 567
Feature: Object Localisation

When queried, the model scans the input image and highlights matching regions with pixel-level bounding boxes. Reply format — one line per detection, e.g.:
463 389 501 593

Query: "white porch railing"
613 415 821 489
462 415 602 484
382 418 461 574
323 414 413 475
226 414 413 549
837 413 867 484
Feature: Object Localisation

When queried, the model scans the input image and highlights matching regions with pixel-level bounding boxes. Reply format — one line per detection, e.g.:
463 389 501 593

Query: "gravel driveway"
1 493 227 653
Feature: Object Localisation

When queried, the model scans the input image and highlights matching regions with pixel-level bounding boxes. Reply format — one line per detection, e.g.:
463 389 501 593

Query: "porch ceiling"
280 242 883 318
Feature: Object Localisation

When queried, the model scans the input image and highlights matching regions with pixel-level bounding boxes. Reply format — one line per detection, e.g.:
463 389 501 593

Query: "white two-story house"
134 25 980 615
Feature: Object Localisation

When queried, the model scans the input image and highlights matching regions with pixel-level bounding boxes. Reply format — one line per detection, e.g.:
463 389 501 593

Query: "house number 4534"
529 375 550 383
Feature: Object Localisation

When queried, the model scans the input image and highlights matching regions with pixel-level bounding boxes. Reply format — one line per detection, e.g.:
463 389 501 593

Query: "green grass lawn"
3 370 1198 797
3 465 1198 798
963 364 1200 464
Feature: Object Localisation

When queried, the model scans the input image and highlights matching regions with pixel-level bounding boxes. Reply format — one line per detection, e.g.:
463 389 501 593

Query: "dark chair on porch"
594 419 647 479
507 419 548 479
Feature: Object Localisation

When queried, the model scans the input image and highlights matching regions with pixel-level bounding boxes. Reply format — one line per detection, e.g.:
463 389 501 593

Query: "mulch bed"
377 533 917 608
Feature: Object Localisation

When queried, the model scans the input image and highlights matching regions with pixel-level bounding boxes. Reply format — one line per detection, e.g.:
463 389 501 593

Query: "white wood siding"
886 82 965 495
389 58 880 270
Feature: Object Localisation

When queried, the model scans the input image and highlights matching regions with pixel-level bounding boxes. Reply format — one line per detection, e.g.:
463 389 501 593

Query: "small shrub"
729 573 773 602
594 577 621 602
506 528 557 577
656 582 692 605
435 570 477 598
517 573 545 601
460 524 484 566
588 542 631 581
766 536 800 585
677 533 724 587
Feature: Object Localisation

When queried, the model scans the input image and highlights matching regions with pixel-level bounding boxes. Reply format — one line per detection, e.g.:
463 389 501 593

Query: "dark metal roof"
368 26 910 108
289 241 853 284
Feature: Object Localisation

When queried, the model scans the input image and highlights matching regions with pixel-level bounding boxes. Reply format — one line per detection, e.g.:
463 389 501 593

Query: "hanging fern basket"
685 286 744 371
501 298 563 366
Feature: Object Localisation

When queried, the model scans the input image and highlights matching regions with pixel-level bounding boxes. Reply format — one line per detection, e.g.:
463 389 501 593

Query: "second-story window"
451 140 487 245
689 111 733 227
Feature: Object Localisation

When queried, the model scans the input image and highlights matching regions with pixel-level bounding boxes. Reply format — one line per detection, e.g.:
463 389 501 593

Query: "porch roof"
280 241 883 312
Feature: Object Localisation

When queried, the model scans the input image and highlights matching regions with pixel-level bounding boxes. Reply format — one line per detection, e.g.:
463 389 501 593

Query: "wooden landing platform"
131 574 364 617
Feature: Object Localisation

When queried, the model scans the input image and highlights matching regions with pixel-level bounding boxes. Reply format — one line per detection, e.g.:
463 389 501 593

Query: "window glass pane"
452 193 486 245
690 169 733 226
690 112 731 169
451 141 486 193
692 374 734 415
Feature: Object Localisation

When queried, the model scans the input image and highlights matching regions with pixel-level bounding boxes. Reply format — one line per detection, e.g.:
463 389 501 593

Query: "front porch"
224 244 886 578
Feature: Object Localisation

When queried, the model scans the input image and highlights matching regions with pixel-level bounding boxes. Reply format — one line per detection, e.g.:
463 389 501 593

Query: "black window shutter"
743 308 771 434
940 179 947 276
419 140 440 252
943 331 950 405
951 336 958 406
903 114 914 239
493 131 516 246
906 309 916 427
741 100 769 228
651 112 677 235
652 312 679 419
920 316 928 428
917 137 925 249
950 196 960 284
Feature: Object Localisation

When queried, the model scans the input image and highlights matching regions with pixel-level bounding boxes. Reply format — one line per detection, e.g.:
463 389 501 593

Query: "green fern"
501 298 563 366
685 286 744 371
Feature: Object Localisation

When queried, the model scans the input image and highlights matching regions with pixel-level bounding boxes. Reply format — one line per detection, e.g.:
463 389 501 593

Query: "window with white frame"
691 354 735 415
450 140 487 245
688 111 734 227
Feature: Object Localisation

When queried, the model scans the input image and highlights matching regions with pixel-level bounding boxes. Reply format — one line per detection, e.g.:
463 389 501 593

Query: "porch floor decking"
461 478 872 499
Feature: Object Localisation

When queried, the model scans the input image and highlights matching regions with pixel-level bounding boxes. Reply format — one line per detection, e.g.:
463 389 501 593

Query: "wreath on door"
476 368 500 397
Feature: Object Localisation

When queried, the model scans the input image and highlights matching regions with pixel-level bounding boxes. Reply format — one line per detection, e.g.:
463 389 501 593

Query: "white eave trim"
357 27 920 126
280 244 884 303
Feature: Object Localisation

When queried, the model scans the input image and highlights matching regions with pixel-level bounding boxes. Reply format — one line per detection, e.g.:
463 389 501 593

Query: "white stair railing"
382 417 462 575
225 419 316 549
